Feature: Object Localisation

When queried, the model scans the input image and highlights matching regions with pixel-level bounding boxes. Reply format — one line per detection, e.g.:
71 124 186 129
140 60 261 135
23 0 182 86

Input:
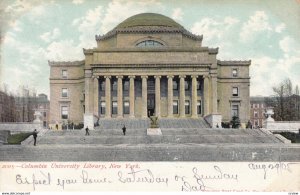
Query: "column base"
191 114 198 118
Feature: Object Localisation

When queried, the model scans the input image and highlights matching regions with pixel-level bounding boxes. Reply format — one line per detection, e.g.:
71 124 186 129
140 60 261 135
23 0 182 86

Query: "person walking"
122 125 126 136
33 129 38 146
85 126 90 136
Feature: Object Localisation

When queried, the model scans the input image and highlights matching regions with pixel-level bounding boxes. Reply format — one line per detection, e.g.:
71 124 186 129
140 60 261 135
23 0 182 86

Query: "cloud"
240 11 272 43
40 28 61 43
72 0 84 5
279 36 298 54
275 23 286 33
191 16 239 43
171 8 183 22
45 40 84 61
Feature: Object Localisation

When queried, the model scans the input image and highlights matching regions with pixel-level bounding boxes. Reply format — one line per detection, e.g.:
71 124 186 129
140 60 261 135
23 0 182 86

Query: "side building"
49 13 251 129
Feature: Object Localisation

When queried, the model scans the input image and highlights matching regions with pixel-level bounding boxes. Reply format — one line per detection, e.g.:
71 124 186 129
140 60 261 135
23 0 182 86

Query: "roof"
95 13 203 41
116 13 184 29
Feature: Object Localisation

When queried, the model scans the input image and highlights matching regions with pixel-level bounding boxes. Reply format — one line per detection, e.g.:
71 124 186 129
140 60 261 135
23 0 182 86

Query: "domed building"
49 13 251 129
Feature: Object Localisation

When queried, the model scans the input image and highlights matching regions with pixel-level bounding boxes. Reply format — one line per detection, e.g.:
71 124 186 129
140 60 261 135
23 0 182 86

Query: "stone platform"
0 118 299 161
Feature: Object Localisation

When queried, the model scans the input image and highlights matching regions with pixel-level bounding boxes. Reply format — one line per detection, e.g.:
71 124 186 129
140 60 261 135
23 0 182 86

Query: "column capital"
104 76 111 79
179 75 186 79
116 75 123 79
167 75 174 79
191 75 198 79
141 75 148 79
128 75 136 79
203 74 210 79
154 75 162 79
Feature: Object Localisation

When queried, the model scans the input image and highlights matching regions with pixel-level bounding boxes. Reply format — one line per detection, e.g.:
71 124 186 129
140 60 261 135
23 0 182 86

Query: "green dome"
116 13 184 29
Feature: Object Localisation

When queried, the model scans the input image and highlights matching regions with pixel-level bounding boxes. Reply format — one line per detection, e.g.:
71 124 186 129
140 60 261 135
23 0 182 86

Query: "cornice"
95 26 203 41
217 60 251 66
48 60 85 66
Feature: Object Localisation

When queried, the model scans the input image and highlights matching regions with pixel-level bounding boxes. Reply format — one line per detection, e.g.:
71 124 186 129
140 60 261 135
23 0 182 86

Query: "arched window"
136 40 163 47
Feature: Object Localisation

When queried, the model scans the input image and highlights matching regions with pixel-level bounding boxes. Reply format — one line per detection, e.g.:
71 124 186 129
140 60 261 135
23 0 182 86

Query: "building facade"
0 90 16 122
49 13 251 128
250 96 266 128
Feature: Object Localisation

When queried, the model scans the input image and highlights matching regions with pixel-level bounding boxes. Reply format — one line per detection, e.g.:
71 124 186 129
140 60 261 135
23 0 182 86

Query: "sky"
0 0 300 98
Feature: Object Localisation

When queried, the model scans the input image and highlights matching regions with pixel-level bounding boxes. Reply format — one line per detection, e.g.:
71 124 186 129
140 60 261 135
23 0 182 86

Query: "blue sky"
1 0 300 97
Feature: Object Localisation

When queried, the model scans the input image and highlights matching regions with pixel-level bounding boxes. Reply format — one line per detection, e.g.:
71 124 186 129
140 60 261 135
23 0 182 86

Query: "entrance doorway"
147 94 155 117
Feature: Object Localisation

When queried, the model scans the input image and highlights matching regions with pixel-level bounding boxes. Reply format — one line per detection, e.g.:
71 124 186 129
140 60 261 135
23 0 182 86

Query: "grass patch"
7 132 33 144
274 132 300 143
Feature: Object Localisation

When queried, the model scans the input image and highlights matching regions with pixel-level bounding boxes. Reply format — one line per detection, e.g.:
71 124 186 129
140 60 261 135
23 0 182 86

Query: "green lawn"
275 132 300 143
7 132 33 144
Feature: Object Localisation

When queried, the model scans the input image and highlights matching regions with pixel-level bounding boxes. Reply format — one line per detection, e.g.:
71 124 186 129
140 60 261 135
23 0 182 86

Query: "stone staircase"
1 118 293 161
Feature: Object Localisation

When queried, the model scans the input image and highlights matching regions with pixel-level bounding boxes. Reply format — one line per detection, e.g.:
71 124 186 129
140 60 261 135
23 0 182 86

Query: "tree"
230 116 240 128
265 78 300 121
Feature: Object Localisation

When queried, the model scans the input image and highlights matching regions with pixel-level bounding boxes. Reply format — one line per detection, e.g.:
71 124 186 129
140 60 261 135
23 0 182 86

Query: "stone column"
179 75 186 117
154 75 161 117
93 77 99 116
191 75 198 118
141 76 148 118
204 75 210 116
117 76 123 118
129 76 135 118
105 76 111 118
167 75 174 117
211 75 218 114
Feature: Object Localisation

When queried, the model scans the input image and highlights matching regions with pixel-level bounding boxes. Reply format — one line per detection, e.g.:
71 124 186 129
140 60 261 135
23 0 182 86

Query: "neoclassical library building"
49 13 251 128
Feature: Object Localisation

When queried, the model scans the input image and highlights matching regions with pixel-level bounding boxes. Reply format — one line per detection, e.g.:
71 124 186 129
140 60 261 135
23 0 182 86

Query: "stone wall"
0 122 43 131
0 130 10 144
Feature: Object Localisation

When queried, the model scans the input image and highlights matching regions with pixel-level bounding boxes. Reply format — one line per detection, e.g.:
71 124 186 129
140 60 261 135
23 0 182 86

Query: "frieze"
217 60 251 66
48 60 85 66
93 52 211 64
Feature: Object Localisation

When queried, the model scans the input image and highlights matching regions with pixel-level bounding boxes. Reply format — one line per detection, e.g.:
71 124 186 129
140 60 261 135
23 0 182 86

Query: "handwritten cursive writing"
118 168 168 186
16 171 51 191
248 162 292 179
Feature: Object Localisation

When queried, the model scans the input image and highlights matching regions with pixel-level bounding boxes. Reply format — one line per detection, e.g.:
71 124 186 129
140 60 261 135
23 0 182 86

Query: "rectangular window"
61 106 68 119
232 87 239 97
254 120 259 127
100 101 106 114
254 111 258 118
173 100 178 114
197 81 201 90
62 70 67 78
124 101 129 114
43 112 46 117
232 69 238 77
99 81 105 91
184 80 189 91
112 80 117 91
232 105 239 117
197 100 202 114
185 100 190 114
112 101 117 114
173 80 178 90
124 81 129 91
62 88 68 97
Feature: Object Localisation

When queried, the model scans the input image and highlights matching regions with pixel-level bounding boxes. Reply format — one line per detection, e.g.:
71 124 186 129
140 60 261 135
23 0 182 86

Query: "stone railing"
0 122 43 132
263 121 300 133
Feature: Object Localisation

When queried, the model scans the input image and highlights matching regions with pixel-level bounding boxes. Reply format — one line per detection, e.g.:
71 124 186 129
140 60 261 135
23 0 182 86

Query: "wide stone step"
37 134 282 145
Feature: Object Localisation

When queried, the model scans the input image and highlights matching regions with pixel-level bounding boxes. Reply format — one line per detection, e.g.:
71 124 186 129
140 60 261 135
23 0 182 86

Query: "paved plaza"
1 119 299 161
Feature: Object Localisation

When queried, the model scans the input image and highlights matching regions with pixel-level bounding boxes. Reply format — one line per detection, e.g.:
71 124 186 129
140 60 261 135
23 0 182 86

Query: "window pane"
197 100 202 114
136 40 163 47
173 80 178 90
124 101 129 114
62 70 67 78
112 101 117 114
185 81 189 91
112 80 117 91
61 106 68 119
100 102 106 114
232 69 238 77
124 81 129 91
173 100 178 114
232 105 239 117
232 87 238 96
62 88 68 97
185 100 190 114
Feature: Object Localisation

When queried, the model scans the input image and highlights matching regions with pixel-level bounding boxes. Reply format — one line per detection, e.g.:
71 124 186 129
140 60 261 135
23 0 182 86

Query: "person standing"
85 126 90 136
122 125 126 136
33 129 38 146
